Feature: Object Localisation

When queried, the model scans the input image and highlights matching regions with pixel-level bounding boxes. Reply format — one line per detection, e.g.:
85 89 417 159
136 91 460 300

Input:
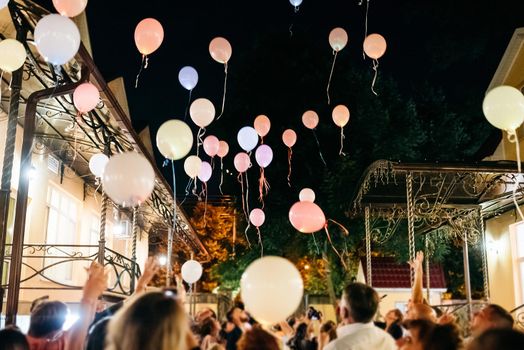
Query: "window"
511 222 524 306
44 186 78 283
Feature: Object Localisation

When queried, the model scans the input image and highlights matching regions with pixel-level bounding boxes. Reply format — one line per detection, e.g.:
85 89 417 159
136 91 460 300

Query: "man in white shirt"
324 283 396 350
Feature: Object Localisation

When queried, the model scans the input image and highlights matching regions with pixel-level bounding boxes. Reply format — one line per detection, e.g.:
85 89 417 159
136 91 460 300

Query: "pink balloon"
255 144 273 168
209 37 232 64
249 208 265 227
134 18 164 55
198 161 212 182
73 82 100 113
332 105 350 127
282 129 297 148
203 135 220 157
289 201 326 233
254 115 271 138
234 152 250 173
363 33 387 60
217 140 229 158
53 0 87 17
302 110 319 129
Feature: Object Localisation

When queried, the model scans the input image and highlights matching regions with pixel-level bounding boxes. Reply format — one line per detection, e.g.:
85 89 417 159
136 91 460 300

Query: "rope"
339 127 346 156
365 206 372 286
219 158 224 195
131 206 138 292
287 147 293 187
98 192 107 265
479 209 490 301
257 227 263 257
371 59 379 96
135 54 146 88
326 51 338 105
406 172 416 285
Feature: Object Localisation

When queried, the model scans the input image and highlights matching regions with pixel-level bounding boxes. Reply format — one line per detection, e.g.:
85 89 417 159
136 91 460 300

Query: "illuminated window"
44 186 78 283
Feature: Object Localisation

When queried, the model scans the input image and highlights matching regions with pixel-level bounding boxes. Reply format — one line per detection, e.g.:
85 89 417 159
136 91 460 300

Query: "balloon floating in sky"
178 66 199 91
302 110 319 129
289 201 326 233
184 155 203 179
327 27 348 104
363 33 387 96
217 140 229 194
89 153 109 178
102 152 155 207
53 0 88 17
198 161 212 183
241 256 304 324
299 188 315 203
0 39 26 73
237 126 259 152
209 37 232 119
73 82 100 114
203 135 220 158
482 85 524 132
134 18 164 87
181 260 203 284
289 0 303 11
282 129 297 187
156 119 193 161
255 144 273 205
234 152 251 173
332 104 350 155
34 14 80 66
190 98 215 128
254 114 271 140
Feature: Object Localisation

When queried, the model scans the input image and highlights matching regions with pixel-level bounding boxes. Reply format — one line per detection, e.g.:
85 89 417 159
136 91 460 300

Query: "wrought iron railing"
2 243 140 297
510 303 524 332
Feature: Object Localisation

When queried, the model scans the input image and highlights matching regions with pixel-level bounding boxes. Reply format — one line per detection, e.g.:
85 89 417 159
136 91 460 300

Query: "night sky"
33 0 524 197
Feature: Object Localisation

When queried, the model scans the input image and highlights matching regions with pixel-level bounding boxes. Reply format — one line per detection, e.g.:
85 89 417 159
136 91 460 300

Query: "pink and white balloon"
234 152 251 173
329 27 348 52
250 208 265 227
198 161 212 183
73 82 100 114
282 129 297 186
203 135 220 158
255 145 273 168
302 110 319 130
217 141 229 158
184 156 202 178
299 188 315 203
190 98 215 128
178 66 198 91
156 119 193 161
34 14 80 65
254 115 271 139
53 0 87 17
102 152 155 207
332 104 350 155
289 201 326 233
237 126 259 152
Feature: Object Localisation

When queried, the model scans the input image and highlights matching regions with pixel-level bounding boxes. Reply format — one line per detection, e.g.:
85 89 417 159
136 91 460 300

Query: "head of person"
406 302 437 322
237 328 279 350
227 306 247 324
200 317 220 338
385 308 403 325
86 317 111 350
28 301 68 338
338 282 379 324
0 327 30 350
320 320 337 342
106 291 190 350
401 319 462 350
196 307 217 323
468 328 524 350
470 304 514 337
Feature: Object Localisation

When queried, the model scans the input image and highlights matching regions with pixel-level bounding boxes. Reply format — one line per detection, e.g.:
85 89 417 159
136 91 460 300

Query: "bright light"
27 165 37 180
304 264 310 270
62 312 79 331
114 222 124 236
487 239 501 255
158 255 167 266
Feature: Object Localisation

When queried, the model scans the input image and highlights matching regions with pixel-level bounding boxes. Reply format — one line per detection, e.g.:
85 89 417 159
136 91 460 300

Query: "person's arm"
175 274 187 303
409 251 424 304
65 261 108 350
135 256 160 294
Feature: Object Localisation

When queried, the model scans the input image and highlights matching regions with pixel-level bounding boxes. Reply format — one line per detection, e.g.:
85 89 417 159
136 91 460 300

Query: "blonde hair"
106 291 189 350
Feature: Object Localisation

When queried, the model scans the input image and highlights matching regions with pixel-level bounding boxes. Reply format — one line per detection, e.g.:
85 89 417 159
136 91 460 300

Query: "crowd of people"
1 252 523 350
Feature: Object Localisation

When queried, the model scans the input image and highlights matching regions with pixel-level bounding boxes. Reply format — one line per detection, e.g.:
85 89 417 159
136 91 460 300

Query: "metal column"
463 231 472 317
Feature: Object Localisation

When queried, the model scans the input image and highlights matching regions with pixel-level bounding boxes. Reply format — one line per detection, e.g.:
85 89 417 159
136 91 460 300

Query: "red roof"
361 257 447 289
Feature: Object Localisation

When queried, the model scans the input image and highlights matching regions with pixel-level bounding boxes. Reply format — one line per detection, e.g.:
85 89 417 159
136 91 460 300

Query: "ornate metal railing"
510 303 524 332
2 243 141 296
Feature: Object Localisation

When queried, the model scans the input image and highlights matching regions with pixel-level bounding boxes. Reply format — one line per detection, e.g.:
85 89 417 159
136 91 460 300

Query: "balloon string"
144 56 149 69
363 0 370 59
245 168 251 219
171 160 177 230
507 131 524 221
184 89 193 120
203 182 208 227
238 173 251 247
135 54 146 88
8 74 12 91
258 168 270 208
219 158 224 195
339 127 346 156
287 147 293 187
311 232 320 255
371 59 379 96
180 178 193 206
324 224 348 270
295 5 300 12
71 115 79 165
312 130 327 166
257 226 263 257
289 23 294 37
326 50 338 105
196 128 205 157
192 176 199 199
327 218 349 236
217 63 228 120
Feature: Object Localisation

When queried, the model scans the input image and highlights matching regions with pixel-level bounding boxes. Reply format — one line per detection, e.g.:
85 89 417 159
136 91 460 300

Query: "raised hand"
83 261 108 302
136 256 160 293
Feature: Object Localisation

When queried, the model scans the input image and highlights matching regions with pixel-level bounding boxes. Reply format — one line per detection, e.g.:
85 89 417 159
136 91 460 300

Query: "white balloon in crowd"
181 260 203 284
102 152 155 207
34 14 80 65
178 66 199 91
483 85 524 132
241 256 304 324
88 153 109 178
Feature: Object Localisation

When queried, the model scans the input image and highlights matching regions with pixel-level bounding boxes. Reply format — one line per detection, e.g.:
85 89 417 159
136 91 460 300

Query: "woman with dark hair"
287 323 317 350
400 319 463 350
237 328 280 350
318 321 337 350
0 327 30 350
384 309 404 340
200 317 223 350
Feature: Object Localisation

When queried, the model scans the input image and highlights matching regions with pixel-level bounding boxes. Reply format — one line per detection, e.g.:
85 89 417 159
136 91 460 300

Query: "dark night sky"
33 0 524 197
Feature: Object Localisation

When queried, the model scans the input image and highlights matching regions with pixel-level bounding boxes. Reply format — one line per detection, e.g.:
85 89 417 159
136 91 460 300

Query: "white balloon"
102 152 155 207
299 188 315 203
34 14 80 65
156 119 193 161
178 66 199 91
289 0 303 7
237 126 259 152
483 85 524 132
184 155 202 178
0 0 9 10
181 260 203 284
241 256 303 325
88 153 109 178
0 39 26 73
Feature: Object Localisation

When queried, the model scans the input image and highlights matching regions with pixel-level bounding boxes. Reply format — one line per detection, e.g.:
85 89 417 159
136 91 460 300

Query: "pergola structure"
350 159 524 311
0 0 208 323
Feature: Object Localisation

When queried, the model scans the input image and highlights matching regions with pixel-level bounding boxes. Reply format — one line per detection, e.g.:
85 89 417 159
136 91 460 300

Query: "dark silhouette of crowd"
1 252 523 350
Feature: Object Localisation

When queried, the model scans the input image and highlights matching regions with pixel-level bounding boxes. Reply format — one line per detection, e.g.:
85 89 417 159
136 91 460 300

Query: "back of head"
0 327 30 350
468 328 524 350
342 282 379 323
237 328 279 350
28 301 68 338
320 320 337 342
106 291 189 350
425 322 463 350
485 304 514 329
85 317 111 350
